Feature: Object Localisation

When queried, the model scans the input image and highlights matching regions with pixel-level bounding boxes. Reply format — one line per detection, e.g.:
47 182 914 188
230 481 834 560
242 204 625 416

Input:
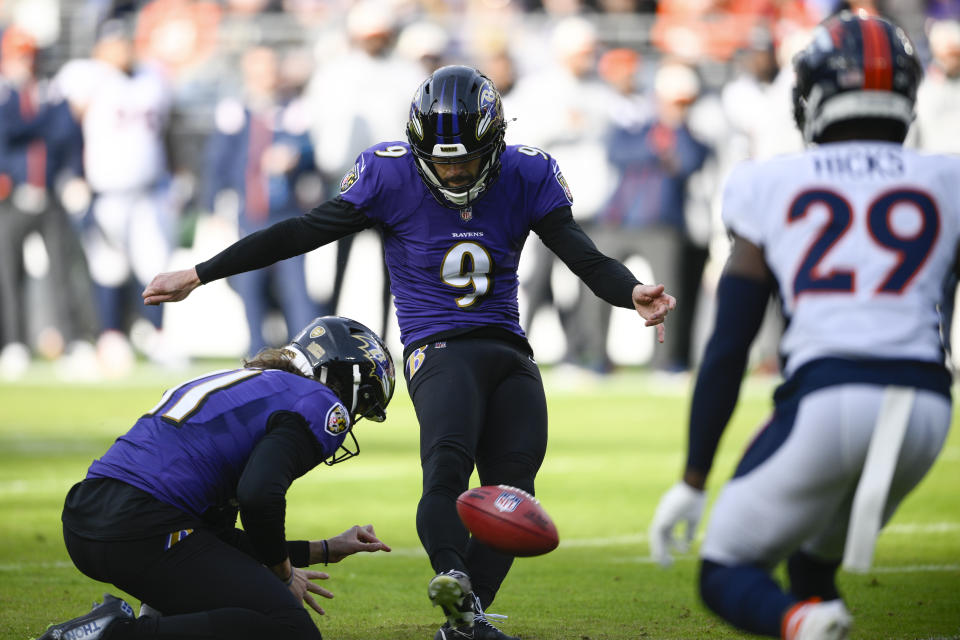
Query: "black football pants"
64 526 321 640
406 336 548 609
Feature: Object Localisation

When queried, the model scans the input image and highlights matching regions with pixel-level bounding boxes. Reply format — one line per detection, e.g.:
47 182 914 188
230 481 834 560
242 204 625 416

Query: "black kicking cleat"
36 593 134 640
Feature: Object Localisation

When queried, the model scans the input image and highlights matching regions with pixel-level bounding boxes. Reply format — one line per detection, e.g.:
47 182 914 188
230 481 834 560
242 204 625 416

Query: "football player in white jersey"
649 11 956 640
56 19 176 372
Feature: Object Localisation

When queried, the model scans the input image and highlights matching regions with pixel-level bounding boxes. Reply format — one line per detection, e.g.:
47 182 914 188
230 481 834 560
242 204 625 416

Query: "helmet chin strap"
418 157 492 207
288 345 360 413
313 361 362 416
350 364 361 416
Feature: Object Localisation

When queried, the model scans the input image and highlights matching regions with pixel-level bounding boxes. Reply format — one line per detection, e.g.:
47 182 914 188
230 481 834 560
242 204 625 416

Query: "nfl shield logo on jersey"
494 491 522 513
460 207 473 222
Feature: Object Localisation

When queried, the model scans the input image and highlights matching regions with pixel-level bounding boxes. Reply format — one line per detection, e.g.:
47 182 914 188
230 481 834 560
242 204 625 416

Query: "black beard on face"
442 176 473 188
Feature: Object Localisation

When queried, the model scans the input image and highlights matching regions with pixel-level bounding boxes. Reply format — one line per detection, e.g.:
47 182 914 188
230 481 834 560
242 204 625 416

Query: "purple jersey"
87 369 350 518
338 143 574 347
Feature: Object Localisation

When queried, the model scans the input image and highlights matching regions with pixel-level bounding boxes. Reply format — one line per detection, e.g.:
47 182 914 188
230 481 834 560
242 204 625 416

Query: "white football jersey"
722 142 960 376
75 61 172 193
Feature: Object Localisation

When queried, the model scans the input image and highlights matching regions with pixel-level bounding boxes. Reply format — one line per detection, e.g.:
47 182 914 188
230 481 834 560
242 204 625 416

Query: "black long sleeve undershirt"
196 199 639 310
686 274 771 480
236 411 324 567
533 206 640 309
216 527 312 568
196 197 374 284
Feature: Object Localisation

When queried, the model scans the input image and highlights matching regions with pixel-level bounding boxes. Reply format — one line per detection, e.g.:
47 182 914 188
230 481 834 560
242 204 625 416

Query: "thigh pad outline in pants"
800 388 952 561
700 385 952 568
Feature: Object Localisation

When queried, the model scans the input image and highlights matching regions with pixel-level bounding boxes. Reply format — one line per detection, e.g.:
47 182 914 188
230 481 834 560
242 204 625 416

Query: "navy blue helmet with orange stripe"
792 11 922 144
407 65 507 208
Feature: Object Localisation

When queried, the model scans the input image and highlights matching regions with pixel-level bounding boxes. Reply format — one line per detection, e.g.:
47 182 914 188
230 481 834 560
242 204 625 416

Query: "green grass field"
1 363 958 640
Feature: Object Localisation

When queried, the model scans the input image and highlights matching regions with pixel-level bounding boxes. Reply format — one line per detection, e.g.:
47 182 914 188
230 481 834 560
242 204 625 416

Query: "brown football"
456 485 559 557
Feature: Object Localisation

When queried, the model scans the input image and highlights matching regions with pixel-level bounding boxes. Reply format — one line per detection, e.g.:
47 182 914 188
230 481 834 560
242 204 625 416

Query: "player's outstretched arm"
313 524 391 564
141 200 372 307
142 267 202 305
632 283 678 343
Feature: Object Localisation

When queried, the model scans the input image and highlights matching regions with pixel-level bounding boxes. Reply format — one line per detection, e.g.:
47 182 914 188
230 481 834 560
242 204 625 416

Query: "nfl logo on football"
494 491 522 513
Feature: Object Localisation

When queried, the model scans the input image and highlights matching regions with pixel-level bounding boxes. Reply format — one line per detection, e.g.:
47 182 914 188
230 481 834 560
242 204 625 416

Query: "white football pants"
700 384 950 568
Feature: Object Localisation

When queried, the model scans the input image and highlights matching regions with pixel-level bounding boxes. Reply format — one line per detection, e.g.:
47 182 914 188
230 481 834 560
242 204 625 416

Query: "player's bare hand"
262 143 300 175
290 568 333 615
632 283 677 343
142 268 202 305
321 524 391 564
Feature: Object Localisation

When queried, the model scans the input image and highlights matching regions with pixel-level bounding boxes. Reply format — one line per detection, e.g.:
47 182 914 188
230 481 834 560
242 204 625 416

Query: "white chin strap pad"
417 157 491 207
350 365 361 415
287 346 315 378
293 350 362 416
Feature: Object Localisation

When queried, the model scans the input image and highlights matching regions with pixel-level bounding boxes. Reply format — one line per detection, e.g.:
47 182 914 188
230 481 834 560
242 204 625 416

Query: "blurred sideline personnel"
509 17 617 358
143 65 676 640
580 59 711 373
37 316 395 640
204 46 321 356
909 18 960 154
649 12 954 640
55 18 178 374
0 26 88 377
305 0 422 337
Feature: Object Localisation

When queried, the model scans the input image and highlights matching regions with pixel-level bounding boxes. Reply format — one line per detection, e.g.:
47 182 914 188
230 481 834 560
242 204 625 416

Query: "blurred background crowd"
1 0 958 382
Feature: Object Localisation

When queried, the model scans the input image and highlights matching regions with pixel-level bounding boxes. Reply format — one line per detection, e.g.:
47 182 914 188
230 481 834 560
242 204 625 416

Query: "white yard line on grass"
0 560 74 571
615 558 960 572
0 557 955 575
885 522 960 534
550 523 960 549
3 524 956 570
869 564 959 573
559 534 647 547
